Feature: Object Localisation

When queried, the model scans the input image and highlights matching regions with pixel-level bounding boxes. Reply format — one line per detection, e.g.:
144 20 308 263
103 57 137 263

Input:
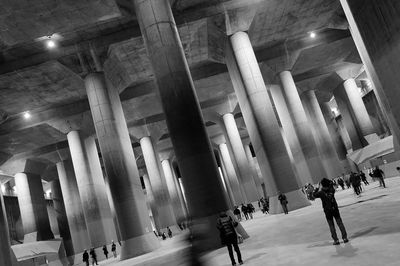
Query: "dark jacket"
313 185 338 212
83 251 89 262
90 249 97 259
217 213 238 244
278 194 288 204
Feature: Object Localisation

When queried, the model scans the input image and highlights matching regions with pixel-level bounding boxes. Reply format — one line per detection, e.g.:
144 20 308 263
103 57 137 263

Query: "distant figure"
262 198 269 214
167 227 173 238
89 248 98 265
358 171 368 186
278 192 289 214
82 250 89 266
313 178 348 245
216 211 243 266
305 184 315 200
371 166 386 188
337 177 345 190
349 172 361 195
233 206 241 221
246 203 254 219
153 230 158 237
102 245 109 259
111 241 117 258
162 232 167 240
241 204 249 220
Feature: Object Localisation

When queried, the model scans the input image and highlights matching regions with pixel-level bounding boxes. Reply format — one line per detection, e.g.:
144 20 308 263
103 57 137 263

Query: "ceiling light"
309 32 316 38
23 111 31 119
46 39 56 49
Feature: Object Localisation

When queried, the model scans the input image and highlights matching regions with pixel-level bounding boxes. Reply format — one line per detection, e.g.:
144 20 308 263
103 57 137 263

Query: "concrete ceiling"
0 0 364 175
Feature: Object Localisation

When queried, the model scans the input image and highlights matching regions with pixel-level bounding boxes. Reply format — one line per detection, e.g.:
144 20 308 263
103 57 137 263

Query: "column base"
364 133 380 144
269 189 310 214
120 232 161 260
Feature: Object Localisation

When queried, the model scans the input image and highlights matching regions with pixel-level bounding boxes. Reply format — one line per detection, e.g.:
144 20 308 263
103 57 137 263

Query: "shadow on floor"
350 226 379 239
339 195 387 208
331 242 358 258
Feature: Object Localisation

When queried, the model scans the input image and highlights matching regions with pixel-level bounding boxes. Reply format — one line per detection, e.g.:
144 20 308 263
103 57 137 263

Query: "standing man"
359 171 369 185
372 166 386 188
111 241 117 258
313 178 349 245
89 248 98 265
241 204 249 220
82 250 89 266
216 211 243 266
278 192 289 214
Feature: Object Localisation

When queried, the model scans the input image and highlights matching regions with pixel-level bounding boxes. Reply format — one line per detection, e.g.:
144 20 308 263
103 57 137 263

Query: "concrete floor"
97 177 400 266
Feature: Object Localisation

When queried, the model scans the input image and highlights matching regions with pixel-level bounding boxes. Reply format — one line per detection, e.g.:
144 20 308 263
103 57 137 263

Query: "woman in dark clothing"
90 248 98 265
82 250 89 266
217 212 243 266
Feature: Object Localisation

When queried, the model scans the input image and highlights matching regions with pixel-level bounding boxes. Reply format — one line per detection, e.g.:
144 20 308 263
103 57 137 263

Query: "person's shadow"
331 242 358 258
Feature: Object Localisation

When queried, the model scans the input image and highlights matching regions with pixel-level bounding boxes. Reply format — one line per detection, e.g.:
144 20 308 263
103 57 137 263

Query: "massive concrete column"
301 90 344 178
140 136 176 230
337 79 378 144
269 84 313 185
222 113 259 202
56 160 90 254
0 189 13 266
278 71 327 183
133 0 238 253
161 159 186 224
15 172 54 242
219 143 246 205
226 31 310 213
340 0 400 149
50 179 73 257
85 71 159 259
243 144 263 197
142 174 157 226
67 131 117 247
334 88 365 150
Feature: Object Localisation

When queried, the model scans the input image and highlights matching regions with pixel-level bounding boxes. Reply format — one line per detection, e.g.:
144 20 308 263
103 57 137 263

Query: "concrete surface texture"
94 176 400 266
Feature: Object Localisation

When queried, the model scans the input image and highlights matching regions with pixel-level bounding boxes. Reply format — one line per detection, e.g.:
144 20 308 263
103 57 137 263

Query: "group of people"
233 203 255 221
154 226 174 240
82 241 117 265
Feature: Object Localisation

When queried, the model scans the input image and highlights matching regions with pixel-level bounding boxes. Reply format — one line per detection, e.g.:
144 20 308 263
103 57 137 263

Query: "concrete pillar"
301 90 344 178
340 0 400 149
0 189 13 266
142 174 157 227
67 131 117 247
337 79 379 144
104 177 122 242
15 172 54 242
219 143 246 206
161 159 186 224
243 144 263 197
133 0 239 253
222 113 259 201
334 88 365 150
50 179 73 257
85 72 159 259
140 137 176 230
226 31 310 214
278 71 327 183
56 160 90 254
269 84 313 185
216 151 235 209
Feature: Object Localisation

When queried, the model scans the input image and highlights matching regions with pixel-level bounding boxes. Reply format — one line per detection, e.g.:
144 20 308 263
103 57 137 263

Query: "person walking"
337 177 345 190
216 211 243 265
233 206 241 221
82 250 89 266
372 166 386 188
278 192 289 214
241 204 249 220
111 241 117 258
359 171 369 185
313 178 349 245
102 245 109 259
246 203 254 219
89 248 98 265
167 227 173 238
349 172 361 195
